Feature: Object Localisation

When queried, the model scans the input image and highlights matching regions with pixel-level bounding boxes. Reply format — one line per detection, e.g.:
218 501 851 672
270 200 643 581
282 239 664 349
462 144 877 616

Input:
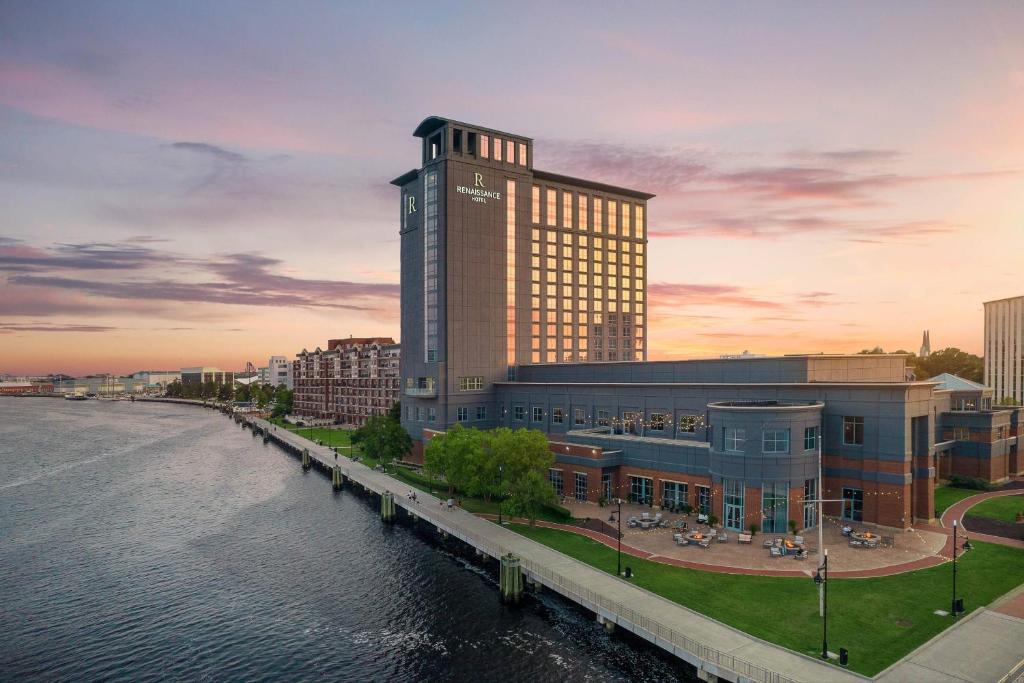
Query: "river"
0 398 692 682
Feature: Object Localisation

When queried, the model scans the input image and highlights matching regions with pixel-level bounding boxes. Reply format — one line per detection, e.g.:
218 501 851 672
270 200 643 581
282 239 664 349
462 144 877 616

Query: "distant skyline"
2 1 1022 375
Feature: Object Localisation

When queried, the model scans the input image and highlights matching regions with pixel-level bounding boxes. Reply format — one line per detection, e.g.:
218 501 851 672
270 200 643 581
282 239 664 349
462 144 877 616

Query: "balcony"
405 386 437 398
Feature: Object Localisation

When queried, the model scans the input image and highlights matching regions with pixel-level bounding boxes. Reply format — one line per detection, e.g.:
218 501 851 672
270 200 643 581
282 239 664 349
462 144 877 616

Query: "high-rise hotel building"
985 295 1024 405
393 117 652 433
393 116 1021 529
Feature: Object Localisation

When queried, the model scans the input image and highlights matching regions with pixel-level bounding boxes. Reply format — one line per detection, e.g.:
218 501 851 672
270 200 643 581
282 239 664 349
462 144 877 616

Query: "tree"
917 347 984 383
272 387 293 417
354 414 412 469
997 396 1020 406
424 423 481 493
235 383 251 403
217 383 233 401
490 428 557 525
388 400 401 422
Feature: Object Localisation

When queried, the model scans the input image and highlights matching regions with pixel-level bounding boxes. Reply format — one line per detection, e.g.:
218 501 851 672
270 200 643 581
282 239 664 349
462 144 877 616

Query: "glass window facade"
457 407 468 422
842 487 864 521
518 142 527 166
804 426 818 451
697 485 711 516
458 376 484 391
803 478 817 529
532 406 543 422
549 469 563 497
662 481 688 508
423 171 439 363
678 414 700 433
629 475 653 504
506 179 516 367
724 427 745 452
546 189 556 227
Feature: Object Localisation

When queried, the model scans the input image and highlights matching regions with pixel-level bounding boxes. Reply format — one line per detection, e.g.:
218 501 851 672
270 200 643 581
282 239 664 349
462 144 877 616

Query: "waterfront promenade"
254 415 860 683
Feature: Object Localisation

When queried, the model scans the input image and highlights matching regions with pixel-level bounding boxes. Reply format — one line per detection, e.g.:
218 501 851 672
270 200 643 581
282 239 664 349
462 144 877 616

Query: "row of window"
457 376 484 391
405 405 488 423
531 187 645 239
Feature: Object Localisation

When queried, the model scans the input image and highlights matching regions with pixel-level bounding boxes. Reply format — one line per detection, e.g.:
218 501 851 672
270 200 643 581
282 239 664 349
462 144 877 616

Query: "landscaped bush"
948 475 996 491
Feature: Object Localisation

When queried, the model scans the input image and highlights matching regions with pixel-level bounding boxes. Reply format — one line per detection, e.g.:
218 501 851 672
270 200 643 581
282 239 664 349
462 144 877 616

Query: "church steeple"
919 330 931 358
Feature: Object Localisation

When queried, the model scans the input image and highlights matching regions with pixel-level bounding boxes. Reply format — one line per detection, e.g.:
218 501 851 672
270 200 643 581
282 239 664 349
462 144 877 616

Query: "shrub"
789 519 799 535
948 475 995 491
708 514 719 527
749 523 759 536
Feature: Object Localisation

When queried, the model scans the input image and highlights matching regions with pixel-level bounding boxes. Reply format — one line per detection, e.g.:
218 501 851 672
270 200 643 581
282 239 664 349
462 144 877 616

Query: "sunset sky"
1 1 1022 376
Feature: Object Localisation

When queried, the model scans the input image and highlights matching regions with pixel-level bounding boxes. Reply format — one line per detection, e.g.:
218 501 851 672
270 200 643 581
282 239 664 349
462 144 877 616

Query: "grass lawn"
507 524 1024 676
967 494 1024 524
934 486 980 516
268 417 360 451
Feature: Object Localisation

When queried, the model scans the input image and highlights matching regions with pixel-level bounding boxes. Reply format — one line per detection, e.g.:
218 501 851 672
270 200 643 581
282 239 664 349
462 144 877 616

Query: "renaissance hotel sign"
457 173 501 203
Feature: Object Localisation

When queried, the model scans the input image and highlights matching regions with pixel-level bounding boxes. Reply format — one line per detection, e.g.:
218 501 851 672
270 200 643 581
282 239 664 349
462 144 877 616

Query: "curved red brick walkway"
479 514 951 578
939 488 1024 553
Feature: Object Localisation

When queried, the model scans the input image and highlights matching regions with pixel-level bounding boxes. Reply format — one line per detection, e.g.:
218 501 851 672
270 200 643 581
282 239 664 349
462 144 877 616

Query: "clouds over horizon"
0 236 400 320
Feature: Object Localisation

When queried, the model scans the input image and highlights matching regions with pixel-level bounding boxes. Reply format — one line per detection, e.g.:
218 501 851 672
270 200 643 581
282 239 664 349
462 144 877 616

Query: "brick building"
292 337 400 427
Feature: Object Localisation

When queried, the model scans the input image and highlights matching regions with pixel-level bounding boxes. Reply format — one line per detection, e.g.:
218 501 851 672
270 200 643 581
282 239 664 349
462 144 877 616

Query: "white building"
268 355 293 389
984 295 1024 405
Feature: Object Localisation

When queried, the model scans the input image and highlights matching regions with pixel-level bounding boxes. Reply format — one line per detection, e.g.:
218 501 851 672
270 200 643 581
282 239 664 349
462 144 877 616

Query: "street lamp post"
497 464 504 526
952 519 958 618
814 548 829 659
616 498 623 577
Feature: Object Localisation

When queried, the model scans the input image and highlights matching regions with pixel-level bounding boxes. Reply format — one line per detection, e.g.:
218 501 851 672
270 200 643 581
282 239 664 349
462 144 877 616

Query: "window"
549 469 564 497
532 186 540 223
574 472 588 502
678 414 700 433
532 406 544 422
636 205 644 238
475 406 486 421
546 189 556 226
842 487 863 522
724 427 746 452
843 416 864 445
629 475 653 504
457 407 468 422
506 139 514 163
513 405 524 421
417 407 425 421
593 197 603 233
602 472 612 500
458 376 484 391
466 131 477 156
493 137 502 161
452 128 462 153
563 191 572 229
579 195 588 230
762 429 790 454
428 407 436 422
423 171 439 363
597 410 610 427
552 407 564 424
480 134 489 158
724 479 744 531
662 481 688 508
574 407 586 425
803 478 817 530
518 142 527 166
607 200 617 234
952 426 970 440
649 412 666 431
761 481 788 533
697 485 711 515
804 426 818 451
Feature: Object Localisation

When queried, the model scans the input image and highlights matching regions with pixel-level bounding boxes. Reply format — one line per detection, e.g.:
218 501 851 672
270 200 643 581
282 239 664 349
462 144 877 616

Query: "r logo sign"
474 173 485 188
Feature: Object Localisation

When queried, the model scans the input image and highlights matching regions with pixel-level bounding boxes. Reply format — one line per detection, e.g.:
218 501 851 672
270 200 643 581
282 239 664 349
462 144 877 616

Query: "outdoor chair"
770 546 782 558
774 538 783 548
794 536 804 545
738 533 752 544
762 538 773 548
849 539 864 548
699 539 711 549
697 513 708 524
707 528 717 538
795 550 808 560
717 533 728 543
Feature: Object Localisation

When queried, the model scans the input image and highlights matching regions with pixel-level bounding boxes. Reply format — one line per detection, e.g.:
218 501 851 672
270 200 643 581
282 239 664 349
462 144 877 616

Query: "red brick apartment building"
292 337 400 427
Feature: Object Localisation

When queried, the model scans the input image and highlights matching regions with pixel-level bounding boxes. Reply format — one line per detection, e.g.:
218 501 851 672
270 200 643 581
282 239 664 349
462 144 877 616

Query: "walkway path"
939 488 1024 554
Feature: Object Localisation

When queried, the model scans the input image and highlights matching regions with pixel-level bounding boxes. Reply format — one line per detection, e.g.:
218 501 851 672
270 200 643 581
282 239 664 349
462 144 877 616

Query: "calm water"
0 398 691 682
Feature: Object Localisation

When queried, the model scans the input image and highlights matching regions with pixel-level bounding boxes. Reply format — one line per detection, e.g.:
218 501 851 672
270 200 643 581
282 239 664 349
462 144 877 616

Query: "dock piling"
500 553 523 605
380 492 396 522
302 448 311 471
332 465 343 491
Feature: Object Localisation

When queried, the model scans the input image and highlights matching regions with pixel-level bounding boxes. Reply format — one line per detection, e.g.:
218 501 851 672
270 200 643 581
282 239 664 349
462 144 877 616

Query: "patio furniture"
699 539 711 549
673 533 683 543
881 535 895 548
707 529 717 538
849 539 864 548
627 516 639 528
697 513 708 524
738 533 752 544
770 546 782 558
841 525 853 537
794 535 804 545
774 537 783 548
762 538 773 548
717 533 728 543
795 549 808 560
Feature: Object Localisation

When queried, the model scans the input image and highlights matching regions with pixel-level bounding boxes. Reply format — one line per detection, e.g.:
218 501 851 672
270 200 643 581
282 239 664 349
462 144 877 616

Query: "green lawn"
934 486 980 516
967 494 1024 523
507 524 1024 676
268 417 360 451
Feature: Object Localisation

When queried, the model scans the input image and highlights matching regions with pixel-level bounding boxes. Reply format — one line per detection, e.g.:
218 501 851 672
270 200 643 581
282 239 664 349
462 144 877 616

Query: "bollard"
332 466 343 491
380 492 396 522
499 553 523 605
302 448 311 471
